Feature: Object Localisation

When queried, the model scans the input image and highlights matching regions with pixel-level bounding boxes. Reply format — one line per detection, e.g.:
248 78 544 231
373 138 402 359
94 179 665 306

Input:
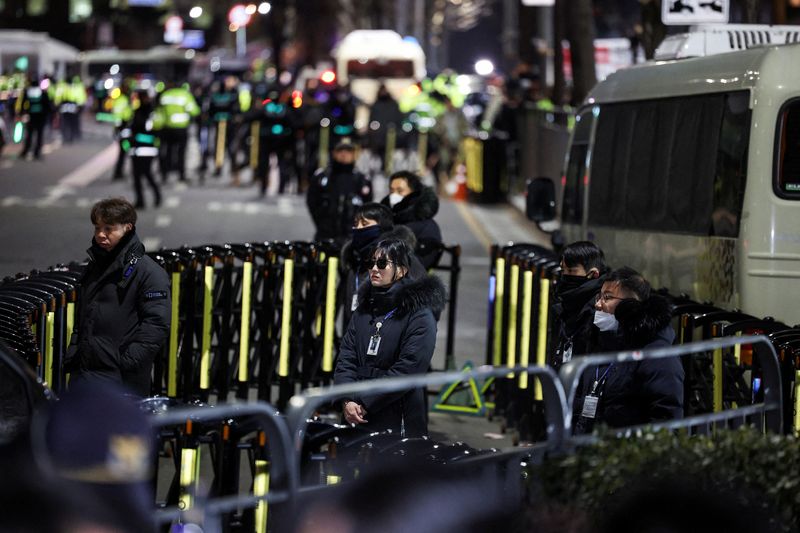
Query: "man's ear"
124 223 134 233
587 267 600 279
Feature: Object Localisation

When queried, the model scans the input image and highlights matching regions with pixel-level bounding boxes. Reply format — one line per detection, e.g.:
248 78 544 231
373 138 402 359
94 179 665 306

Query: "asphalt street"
0 115 550 448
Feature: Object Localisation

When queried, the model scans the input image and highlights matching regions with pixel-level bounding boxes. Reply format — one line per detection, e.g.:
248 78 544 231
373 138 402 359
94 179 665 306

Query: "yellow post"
200 265 214 390
318 123 330 169
279 259 294 377
168 271 181 397
417 131 428 176
385 124 396 175
492 257 506 366
534 278 551 401
518 270 533 389
506 264 520 377
794 370 800 437
253 459 270 533
250 121 260 169
712 347 723 412
66 302 74 346
215 119 227 169
239 261 253 383
322 257 339 372
45 311 54 386
179 447 199 510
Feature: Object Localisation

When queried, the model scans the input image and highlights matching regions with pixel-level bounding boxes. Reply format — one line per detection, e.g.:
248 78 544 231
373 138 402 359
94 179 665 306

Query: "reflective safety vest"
238 86 252 113
112 94 133 126
157 87 200 129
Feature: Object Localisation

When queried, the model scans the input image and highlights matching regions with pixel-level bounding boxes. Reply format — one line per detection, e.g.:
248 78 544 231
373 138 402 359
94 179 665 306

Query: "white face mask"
388 193 405 207
593 310 619 332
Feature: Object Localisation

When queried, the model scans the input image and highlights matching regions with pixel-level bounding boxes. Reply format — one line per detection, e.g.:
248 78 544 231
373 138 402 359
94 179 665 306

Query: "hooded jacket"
334 274 447 437
340 225 427 328
574 294 684 433
65 231 170 396
551 274 605 368
381 186 443 269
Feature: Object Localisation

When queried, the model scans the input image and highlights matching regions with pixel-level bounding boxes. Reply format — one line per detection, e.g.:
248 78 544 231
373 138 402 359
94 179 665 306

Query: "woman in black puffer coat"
334 237 446 437
381 171 443 269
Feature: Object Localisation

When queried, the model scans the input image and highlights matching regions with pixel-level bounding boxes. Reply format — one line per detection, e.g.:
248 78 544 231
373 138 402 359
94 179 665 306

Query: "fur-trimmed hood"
614 293 674 349
381 186 439 224
358 275 447 318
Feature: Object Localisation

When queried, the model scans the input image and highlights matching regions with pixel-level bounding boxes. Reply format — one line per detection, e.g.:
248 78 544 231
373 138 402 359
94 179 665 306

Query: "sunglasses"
364 258 394 270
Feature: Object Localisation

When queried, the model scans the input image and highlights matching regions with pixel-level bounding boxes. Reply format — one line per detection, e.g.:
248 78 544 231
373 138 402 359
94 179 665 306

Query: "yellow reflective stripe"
733 332 742 365
326 474 341 485
318 124 329 168
66 302 75 348
45 311 54 386
168 272 181 397
518 270 533 389
179 447 198 510
215 119 227 168
417 131 428 175
794 370 800 437
250 121 260 169
506 264 520 377
200 266 214 390
279 259 294 377
322 257 339 372
534 278 550 401
254 459 270 533
239 261 253 382
713 347 723 413
492 258 505 366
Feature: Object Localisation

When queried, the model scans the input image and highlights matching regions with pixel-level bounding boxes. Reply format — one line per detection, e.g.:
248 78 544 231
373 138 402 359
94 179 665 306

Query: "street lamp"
228 4 252 57
189 6 202 18
258 2 271 14
474 59 494 76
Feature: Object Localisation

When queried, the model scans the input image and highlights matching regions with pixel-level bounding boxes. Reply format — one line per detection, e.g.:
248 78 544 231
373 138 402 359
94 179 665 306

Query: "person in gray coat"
334 238 446 437
65 198 170 396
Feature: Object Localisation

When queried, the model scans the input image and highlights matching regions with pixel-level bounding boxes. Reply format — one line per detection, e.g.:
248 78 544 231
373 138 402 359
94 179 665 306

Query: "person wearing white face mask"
573 267 684 434
380 171 443 269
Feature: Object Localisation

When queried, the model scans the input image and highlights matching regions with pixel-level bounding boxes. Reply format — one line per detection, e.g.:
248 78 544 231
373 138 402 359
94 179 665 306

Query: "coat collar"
357 274 447 317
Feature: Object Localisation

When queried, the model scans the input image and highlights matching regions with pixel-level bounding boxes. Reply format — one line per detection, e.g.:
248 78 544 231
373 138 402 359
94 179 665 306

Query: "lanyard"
374 308 397 336
591 364 613 395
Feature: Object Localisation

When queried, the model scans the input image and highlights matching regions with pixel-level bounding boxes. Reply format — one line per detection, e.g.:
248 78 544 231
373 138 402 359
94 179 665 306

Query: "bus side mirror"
526 177 556 223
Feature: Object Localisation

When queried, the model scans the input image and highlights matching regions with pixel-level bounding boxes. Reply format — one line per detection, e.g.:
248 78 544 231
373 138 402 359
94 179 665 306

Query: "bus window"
562 107 595 224
775 99 800 198
588 91 749 237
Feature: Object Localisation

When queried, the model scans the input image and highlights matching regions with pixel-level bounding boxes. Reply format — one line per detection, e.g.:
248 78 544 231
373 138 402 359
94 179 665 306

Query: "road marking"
243 203 260 215
75 198 92 208
207 201 223 211
142 237 162 251
38 143 118 205
173 182 189 192
455 202 493 250
164 196 180 208
1 196 21 206
155 215 172 228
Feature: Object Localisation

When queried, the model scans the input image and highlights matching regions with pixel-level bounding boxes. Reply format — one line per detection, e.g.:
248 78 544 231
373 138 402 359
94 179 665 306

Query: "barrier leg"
200 265 214 397
238 261 253 399
322 257 338 374
168 270 181 398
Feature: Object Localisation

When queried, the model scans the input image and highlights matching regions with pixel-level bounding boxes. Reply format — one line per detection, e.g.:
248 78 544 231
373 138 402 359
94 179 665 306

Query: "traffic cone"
449 164 468 201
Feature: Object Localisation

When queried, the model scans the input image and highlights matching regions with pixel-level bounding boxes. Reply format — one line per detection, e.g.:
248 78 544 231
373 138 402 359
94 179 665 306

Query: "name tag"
581 395 599 419
367 335 381 356
562 342 573 364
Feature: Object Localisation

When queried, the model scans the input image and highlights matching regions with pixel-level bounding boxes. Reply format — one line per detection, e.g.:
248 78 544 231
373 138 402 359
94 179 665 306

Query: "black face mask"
331 161 355 174
557 274 591 295
351 225 381 252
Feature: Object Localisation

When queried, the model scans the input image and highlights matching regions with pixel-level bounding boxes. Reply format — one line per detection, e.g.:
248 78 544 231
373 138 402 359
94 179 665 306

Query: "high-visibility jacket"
156 87 200 129
112 93 133 127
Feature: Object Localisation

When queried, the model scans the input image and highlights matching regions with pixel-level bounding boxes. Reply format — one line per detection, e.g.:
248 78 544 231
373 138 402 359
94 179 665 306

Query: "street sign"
662 0 729 25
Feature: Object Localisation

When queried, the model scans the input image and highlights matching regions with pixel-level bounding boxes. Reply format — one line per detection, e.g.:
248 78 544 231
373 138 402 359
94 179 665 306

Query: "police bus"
527 25 800 325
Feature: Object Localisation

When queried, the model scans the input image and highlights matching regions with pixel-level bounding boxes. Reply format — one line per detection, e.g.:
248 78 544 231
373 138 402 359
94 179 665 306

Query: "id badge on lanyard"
581 365 612 420
366 309 395 357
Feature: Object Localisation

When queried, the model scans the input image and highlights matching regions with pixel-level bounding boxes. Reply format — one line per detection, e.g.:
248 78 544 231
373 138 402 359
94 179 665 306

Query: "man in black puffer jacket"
381 171 443 269
573 267 684 434
65 198 170 396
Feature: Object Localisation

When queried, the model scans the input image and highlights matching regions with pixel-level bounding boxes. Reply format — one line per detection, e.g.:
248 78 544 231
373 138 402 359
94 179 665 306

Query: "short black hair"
90 198 137 226
561 241 607 273
354 202 394 230
606 266 651 301
371 237 411 277
389 170 423 193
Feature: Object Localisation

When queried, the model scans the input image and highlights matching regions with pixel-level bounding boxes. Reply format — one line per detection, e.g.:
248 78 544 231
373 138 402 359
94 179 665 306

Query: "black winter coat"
66 232 170 396
307 163 372 243
381 187 443 269
551 275 605 368
573 294 684 433
334 275 447 437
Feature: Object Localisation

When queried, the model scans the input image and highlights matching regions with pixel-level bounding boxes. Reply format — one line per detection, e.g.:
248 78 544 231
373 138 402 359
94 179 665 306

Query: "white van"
528 26 800 325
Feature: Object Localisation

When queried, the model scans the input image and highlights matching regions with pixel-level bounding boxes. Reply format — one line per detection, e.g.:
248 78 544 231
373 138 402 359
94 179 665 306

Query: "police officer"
129 90 162 209
57 75 87 144
202 77 240 179
65 198 170 396
306 140 372 245
18 76 51 160
156 80 200 183
112 83 134 181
